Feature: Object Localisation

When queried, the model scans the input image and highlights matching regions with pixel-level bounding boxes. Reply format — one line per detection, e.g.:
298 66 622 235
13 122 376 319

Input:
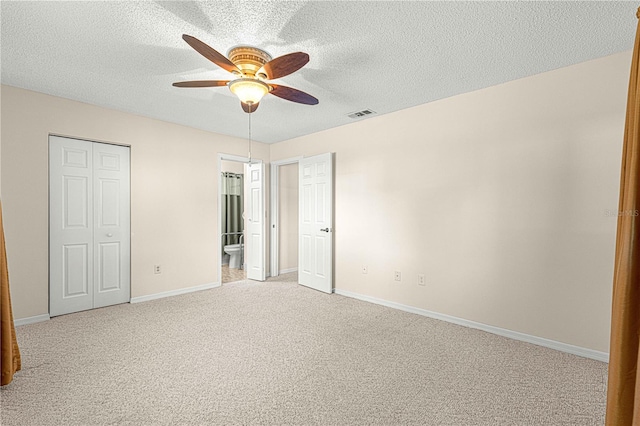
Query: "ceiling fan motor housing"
227 46 272 78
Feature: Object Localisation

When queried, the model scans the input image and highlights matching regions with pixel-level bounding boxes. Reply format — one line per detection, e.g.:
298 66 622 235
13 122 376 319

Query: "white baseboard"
15 314 50 326
130 282 220 304
279 267 298 275
334 289 609 363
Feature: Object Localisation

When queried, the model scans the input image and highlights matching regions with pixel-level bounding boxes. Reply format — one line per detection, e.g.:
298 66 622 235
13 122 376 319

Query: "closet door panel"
50 136 94 316
93 142 130 309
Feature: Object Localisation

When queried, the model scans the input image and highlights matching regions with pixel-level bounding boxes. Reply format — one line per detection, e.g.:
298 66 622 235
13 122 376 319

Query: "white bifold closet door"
49 136 130 317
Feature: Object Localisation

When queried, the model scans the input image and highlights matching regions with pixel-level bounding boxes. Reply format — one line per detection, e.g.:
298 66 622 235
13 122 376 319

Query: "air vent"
347 109 376 119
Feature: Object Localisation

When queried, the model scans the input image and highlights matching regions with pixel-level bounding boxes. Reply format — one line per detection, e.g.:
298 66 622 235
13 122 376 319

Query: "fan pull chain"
248 111 252 163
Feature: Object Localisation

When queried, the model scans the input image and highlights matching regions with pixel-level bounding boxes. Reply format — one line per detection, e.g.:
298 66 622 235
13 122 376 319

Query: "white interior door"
50 137 94 316
299 153 333 293
92 143 131 309
245 162 266 281
50 136 130 316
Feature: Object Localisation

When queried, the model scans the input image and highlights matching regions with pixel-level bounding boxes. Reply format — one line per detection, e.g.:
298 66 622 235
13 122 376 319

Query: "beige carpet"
0 273 607 425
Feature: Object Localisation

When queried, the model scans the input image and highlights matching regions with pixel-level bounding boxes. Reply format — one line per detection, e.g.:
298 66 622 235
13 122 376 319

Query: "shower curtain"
221 172 244 250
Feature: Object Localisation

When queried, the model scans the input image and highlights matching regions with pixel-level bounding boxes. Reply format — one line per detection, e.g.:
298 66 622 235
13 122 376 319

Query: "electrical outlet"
154 265 161 274
394 271 401 281
418 274 426 286
362 265 368 274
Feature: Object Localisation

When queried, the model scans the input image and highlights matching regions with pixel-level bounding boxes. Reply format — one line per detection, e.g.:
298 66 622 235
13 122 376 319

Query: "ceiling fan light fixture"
228 78 270 105
174 35 317 111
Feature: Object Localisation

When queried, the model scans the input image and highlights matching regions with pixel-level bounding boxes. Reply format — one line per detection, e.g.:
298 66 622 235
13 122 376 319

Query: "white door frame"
217 153 262 283
269 156 303 278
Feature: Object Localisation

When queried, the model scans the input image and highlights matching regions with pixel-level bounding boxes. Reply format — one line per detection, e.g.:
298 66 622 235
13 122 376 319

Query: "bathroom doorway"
220 158 246 283
218 153 267 284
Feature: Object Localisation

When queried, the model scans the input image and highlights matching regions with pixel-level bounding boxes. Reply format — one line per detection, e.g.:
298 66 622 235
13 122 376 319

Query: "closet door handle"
107 233 113 237
320 228 331 233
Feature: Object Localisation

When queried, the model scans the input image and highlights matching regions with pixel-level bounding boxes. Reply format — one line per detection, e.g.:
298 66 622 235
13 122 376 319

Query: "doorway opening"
271 153 335 293
218 153 266 284
220 158 246 284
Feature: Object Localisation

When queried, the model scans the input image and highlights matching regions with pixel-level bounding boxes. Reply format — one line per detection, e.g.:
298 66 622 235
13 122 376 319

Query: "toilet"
224 244 243 269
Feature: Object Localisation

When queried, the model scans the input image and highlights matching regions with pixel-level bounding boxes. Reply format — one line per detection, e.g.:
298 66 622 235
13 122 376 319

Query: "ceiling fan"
173 34 319 113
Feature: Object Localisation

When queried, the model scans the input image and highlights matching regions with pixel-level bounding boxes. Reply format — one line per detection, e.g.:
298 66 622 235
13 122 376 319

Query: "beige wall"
1 85 269 319
271 51 631 353
278 163 298 271
2 50 629 353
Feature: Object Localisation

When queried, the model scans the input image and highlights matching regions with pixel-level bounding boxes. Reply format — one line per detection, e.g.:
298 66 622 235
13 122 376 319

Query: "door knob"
107 233 113 237
320 228 331 232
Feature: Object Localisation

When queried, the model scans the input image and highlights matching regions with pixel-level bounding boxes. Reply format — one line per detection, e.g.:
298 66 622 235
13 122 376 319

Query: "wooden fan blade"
258 52 309 80
172 80 230 88
241 102 259 113
182 34 240 74
270 84 318 105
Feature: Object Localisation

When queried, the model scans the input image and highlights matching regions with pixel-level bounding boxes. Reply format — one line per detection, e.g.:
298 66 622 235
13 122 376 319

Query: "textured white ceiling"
1 1 637 143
